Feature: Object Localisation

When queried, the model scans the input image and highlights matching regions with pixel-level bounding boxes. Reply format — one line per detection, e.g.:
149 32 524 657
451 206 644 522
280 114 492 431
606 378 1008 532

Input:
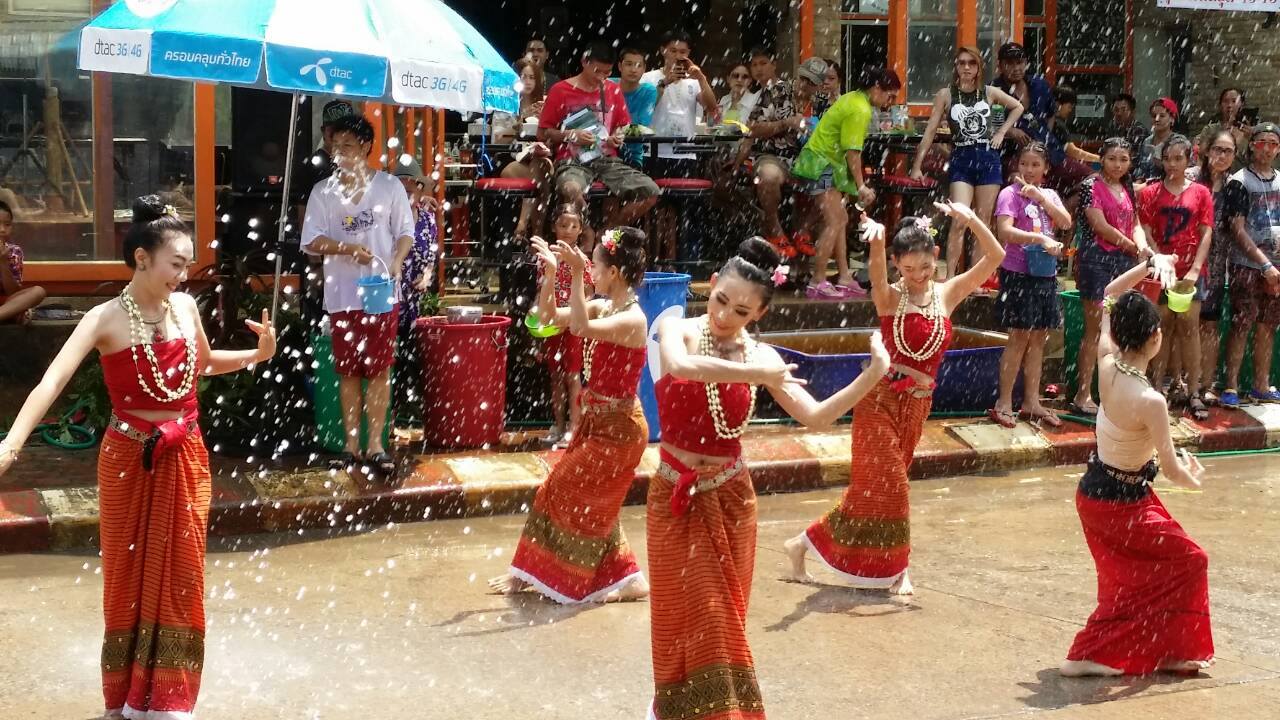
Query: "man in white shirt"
639 30 718 261
301 115 414 476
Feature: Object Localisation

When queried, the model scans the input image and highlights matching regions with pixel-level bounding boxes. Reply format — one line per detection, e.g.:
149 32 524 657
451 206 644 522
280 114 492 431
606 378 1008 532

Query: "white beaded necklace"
892 280 948 362
119 285 197 403
698 318 757 440
583 293 637 385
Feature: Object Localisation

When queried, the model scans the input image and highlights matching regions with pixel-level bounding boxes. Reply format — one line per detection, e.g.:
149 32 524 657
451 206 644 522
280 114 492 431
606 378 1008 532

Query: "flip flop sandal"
327 452 358 473
1189 398 1210 422
987 408 1018 429
1067 402 1099 417
367 452 397 476
1021 409 1063 428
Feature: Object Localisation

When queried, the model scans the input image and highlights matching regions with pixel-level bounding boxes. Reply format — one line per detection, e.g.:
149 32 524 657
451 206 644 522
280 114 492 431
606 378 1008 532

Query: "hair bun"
616 226 646 249
131 195 168 224
736 237 781 276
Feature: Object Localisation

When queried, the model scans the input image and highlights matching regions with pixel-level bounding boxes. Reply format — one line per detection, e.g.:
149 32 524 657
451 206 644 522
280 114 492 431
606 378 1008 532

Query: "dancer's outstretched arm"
763 331 892 429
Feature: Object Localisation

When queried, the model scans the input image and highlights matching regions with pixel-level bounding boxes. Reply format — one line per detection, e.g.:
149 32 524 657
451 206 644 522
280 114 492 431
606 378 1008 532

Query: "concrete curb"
2 405 1277 553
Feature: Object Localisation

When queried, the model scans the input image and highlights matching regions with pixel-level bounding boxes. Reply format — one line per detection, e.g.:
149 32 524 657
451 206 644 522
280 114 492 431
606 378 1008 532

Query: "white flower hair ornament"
600 229 622 254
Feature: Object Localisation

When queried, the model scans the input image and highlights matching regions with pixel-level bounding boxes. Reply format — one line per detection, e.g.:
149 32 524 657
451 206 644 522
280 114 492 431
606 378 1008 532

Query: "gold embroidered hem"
653 663 765 720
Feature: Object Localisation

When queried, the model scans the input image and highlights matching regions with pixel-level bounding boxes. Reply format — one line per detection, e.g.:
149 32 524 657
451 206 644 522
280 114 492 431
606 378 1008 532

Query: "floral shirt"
537 258 595 306
746 80 813 160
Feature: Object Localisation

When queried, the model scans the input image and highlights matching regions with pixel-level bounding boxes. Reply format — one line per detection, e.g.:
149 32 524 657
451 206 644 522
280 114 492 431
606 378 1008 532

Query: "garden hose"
0 398 97 451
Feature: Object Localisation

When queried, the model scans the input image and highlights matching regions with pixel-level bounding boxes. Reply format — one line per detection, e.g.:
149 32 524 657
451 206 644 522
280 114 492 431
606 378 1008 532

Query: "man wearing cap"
299 100 358 193
1222 122 1280 408
735 56 828 260
994 42 1055 173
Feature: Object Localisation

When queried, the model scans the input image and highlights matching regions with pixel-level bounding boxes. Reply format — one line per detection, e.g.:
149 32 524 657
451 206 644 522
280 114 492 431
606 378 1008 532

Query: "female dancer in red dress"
0 197 276 719
649 237 890 720
1061 253 1214 676
489 227 653 603
783 202 1005 593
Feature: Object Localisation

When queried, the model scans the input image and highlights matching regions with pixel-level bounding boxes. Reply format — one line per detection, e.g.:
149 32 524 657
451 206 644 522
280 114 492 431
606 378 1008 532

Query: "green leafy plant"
420 292 442 318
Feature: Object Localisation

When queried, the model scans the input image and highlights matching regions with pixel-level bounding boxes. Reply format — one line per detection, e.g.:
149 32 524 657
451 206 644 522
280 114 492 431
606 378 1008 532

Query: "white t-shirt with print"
301 170 415 314
641 69 702 160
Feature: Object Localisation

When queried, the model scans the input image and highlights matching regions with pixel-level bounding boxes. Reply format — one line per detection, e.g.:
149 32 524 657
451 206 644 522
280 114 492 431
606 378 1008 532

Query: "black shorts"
994 268 1062 330
1076 246 1136 302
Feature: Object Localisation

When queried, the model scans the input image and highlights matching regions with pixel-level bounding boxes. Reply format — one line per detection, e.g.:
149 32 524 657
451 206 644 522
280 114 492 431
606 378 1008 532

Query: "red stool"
655 177 714 273
869 174 939 230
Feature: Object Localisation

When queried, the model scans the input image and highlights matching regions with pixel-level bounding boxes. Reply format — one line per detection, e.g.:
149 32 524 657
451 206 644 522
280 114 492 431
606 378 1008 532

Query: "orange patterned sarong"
98 418 210 719
804 379 932 587
509 399 648 603
647 453 763 720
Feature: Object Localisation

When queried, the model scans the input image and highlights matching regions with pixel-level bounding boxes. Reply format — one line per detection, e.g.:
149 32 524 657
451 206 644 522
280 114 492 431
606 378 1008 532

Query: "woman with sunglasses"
719 63 758 126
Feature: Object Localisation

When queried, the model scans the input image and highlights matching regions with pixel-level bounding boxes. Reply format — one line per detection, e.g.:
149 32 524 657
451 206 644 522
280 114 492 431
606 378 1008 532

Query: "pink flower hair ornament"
772 264 790 287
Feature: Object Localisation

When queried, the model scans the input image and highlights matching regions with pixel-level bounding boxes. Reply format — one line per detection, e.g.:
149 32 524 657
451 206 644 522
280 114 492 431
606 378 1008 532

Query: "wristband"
1263 261 1275 272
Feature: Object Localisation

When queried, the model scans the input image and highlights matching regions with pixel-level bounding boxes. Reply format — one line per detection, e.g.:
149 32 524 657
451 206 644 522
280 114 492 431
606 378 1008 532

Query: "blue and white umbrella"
78 0 519 318
77 0 518 114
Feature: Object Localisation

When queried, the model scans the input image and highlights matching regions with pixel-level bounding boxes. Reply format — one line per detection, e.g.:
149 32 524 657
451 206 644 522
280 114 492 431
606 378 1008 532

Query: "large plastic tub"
311 334 391 453
764 326 1017 412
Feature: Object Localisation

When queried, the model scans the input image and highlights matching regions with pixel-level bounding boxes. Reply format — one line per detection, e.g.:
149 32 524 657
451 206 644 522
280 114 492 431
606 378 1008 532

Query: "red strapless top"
655 374 752 457
879 314 953 379
585 340 646 399
101 338 198 412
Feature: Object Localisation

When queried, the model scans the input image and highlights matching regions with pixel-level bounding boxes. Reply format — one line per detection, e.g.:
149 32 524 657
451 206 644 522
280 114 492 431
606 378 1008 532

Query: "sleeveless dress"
98 338 209 719
507 339 649 603
802 313 953 586
647 372 764 720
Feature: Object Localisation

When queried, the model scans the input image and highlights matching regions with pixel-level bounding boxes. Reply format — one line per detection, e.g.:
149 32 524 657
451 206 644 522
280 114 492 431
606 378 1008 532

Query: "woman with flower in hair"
784 201 1005 593
0 196 276 719
489 226 650 604
647 237 890 719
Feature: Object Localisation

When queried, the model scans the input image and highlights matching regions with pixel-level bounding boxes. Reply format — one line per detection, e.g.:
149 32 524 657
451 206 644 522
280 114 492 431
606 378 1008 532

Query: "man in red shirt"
539 41 658 242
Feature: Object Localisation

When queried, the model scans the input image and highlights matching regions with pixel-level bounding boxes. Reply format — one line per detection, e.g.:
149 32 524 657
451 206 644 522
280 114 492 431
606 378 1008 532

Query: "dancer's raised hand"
530 236 557 271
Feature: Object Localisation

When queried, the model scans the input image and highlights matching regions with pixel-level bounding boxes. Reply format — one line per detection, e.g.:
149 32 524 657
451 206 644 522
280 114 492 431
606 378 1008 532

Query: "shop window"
843 23 890 90
907 0 957 103
1058 0 1126 68
842 0 891 13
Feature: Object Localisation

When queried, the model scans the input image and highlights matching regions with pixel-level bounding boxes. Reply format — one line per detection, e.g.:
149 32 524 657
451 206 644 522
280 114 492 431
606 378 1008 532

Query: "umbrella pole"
272 91 301 325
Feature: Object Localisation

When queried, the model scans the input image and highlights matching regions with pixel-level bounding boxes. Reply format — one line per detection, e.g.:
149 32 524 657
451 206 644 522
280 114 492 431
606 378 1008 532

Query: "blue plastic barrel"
637 272 691 442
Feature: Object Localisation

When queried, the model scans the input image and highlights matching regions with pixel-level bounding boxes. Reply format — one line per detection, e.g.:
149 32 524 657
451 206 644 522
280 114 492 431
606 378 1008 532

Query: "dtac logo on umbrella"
300 57 354 87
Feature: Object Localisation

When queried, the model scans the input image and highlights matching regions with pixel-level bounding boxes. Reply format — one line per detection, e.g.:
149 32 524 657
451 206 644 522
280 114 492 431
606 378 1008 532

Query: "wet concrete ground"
1 455 1277 719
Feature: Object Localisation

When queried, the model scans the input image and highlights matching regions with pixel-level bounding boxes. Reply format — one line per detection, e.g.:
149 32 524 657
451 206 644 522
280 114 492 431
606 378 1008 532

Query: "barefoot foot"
1060 659 1124 677
1160 659 1213 674
487 573 529 595
889 569 914 595
782 534 815 583
603 576 650 603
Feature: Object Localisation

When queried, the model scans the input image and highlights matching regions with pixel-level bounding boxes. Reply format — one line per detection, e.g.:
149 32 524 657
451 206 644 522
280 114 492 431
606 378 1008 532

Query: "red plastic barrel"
415 315 512 448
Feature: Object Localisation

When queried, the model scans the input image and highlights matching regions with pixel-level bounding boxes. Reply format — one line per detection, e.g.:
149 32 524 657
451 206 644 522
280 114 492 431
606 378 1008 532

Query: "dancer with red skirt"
489 227 651 603
0 197 276 719
1060 252 1214 677
649 237 890 720
784 202 1005 593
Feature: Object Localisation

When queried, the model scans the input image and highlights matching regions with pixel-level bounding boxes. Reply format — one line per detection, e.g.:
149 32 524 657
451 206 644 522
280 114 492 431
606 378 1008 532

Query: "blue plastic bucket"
357 256 396 315
637 272 691 442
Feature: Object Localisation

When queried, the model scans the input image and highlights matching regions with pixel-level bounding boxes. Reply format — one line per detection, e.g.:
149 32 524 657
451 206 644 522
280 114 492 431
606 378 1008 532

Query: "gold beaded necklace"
698 318 757 440
892 279 948 362
1113 358 1151 387
583 293 637 385
119 285 198 404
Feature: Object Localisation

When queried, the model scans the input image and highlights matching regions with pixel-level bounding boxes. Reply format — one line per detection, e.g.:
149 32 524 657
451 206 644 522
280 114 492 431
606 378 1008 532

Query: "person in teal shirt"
614 47 658 168
793 67 901 300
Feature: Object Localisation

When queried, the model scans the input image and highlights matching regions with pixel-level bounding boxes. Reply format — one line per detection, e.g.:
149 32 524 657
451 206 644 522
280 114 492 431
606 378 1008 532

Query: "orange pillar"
958 0 977 48
364 102 385 169
799 0 814 60
889 0 908 86
194 83 216 265
1011 0 1025 44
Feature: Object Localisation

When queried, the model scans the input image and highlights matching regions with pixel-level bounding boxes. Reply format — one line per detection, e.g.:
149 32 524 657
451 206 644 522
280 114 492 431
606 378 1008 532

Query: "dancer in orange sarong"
649 237 889 719
0 197 276 719
489 227 652 603
784 203 1005 594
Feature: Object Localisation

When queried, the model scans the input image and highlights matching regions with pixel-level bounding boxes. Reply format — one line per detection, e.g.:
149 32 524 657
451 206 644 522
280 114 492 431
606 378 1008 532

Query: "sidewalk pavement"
3 402 1280 553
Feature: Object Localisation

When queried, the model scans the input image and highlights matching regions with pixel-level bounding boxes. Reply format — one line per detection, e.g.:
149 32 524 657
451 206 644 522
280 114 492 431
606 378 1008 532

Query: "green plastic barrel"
1061 290 1093 399
312 334 392 453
